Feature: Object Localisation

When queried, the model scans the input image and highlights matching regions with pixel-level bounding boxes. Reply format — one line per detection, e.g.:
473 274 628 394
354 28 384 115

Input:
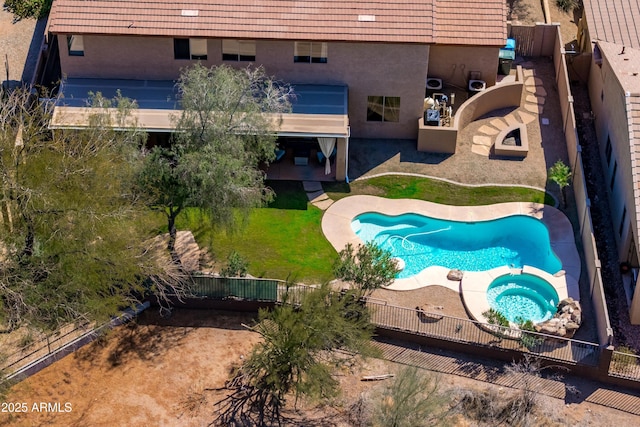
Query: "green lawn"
176 181 337 284
177 176 554 283
323 176 555 206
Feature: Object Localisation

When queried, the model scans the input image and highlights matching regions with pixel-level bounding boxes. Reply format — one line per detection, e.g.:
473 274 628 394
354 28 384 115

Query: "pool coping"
321 195 581 321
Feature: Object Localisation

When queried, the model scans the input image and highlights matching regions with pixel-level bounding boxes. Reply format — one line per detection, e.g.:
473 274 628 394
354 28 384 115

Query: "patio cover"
50 79 350 138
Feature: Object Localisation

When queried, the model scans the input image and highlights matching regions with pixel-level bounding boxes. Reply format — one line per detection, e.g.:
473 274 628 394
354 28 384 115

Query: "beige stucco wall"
427 45 499 88
58 34 430 139
588 55 636 261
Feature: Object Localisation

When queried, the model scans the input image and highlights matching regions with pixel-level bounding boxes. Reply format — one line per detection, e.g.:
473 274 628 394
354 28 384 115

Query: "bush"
370 366 446 427
556 0 579 12
611 346 639 377
220 251 248 277
483 308 509 327
4 0 52 20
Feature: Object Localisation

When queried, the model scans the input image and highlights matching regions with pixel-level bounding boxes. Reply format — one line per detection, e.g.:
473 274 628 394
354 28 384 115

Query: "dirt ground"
1 309 639 427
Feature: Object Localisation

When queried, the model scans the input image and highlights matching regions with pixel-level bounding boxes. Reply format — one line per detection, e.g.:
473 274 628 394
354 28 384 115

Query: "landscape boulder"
447 269 464 281
534 297 582 338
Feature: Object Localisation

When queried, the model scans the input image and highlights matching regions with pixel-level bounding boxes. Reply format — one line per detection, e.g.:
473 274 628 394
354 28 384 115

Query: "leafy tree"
548 159 571 208
333 242 401 294
215 283 376 425
137 64 292 262
0 88 185 332
371 366 447 427
4 0 52 20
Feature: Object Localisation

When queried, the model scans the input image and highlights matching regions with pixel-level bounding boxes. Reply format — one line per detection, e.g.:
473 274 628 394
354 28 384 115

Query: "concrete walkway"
303 180 334 210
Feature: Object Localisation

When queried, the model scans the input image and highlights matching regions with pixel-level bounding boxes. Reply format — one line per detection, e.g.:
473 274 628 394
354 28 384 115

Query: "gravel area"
0 8 43 85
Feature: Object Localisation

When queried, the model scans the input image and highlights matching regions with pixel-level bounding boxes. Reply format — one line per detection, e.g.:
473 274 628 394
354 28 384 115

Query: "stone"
307 190 328 203
473 135 492 146
302 181 323 192
504 114 520 127
312 198 334 210
517 110 536 124
526 94 546 105
478 124 500 135
490 118 509 130
447 269 464 281
534 298 582 339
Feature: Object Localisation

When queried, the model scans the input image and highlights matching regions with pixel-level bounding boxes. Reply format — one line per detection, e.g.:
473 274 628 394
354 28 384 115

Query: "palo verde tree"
0 88 185 332
215 283 377 425
333 241 401 295
137 64 292 262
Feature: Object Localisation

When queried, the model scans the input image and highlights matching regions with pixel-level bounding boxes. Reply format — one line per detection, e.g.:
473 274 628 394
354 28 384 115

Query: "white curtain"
317 137 336 175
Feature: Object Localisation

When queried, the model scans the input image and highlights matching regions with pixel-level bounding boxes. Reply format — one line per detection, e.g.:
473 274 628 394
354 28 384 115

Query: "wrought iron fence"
609 350 640 380
366 301 601 367
1 321 94 375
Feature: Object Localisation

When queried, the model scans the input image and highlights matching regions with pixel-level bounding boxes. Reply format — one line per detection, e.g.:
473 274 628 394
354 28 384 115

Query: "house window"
367 96 400 122
294 42 327 63
610 160 617 191
605 136 612 166
222 40 256 61
67 35 84 56
174 38 207 60
619 206 627 236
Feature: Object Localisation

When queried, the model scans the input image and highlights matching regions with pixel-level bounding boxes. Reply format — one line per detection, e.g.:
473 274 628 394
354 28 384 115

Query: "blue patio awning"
52 78 349 137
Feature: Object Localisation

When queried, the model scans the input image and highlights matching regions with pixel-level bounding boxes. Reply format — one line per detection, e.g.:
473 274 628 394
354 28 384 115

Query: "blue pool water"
352 212 562 278
487 274 558 323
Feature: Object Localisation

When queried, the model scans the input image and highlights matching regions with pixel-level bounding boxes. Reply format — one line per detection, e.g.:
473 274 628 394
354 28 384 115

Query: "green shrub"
4 0 52 20
556 0 579 12
483 308 509 327
220 251 249 277
611 346 639 376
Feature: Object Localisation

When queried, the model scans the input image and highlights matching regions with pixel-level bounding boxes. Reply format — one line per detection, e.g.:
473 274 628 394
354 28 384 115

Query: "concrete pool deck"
322 195 581 320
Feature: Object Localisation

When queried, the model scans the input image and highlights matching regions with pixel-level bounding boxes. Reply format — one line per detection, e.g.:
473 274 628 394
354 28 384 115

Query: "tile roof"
48 0 506 46
583 0 640 48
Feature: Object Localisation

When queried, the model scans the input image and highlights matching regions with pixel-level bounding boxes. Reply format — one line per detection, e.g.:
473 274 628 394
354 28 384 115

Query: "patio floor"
347 57 569 195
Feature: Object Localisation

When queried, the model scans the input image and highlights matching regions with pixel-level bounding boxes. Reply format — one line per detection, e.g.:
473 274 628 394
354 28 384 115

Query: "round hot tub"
487 273 558 324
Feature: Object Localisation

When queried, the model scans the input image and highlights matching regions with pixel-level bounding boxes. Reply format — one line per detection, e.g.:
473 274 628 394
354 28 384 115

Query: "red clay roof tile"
49 0 506 46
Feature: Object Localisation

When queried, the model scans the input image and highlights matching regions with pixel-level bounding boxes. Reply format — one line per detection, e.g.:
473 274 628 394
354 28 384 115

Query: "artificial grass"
323 175 555 206
177 177 554 283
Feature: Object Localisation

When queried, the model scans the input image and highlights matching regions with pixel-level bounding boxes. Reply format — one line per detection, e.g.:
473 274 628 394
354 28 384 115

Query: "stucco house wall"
427 45 500 88
58 34 430 139
588 53 636 261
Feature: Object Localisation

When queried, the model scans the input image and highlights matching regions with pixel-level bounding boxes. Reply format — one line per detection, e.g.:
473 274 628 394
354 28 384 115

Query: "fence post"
46 336 51 355
599 344 615 377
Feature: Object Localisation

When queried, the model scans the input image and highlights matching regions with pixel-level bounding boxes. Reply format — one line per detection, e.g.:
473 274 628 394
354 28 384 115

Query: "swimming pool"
487 273 558 323
352 212 562 278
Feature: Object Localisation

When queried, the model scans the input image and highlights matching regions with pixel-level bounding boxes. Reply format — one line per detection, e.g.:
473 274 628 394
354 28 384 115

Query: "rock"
447 269 464 281
535 298 582 338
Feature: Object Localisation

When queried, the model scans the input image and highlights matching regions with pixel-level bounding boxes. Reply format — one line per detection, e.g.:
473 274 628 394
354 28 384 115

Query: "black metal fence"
366 301 601 367
610 350 640 380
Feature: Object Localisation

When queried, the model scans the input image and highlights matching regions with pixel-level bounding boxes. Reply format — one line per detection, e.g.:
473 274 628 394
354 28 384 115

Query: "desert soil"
1 309 639 427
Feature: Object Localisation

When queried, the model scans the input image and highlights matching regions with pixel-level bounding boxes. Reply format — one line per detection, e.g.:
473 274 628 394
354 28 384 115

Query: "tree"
333 242 401 294
214 283 376 425
4 0 52 20
137 64 292 262
0 88 185 332
370 366 446 427
548 159 571 208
